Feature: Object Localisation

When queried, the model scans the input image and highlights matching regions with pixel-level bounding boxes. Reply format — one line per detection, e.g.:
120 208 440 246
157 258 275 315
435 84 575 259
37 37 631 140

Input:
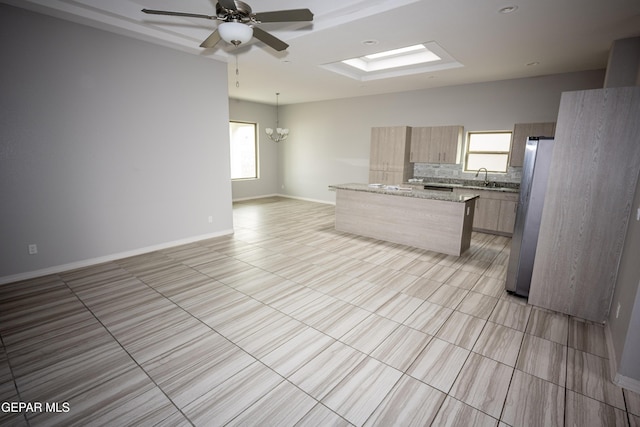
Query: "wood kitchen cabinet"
509 122 556 167
454 188 518 235
369 126 412 184
369 131 385 170
409 127 433 162
333 184 477 256
497 199 517 234
368 170 405 185
473 195 501 231
529 87 640 323
433 126 463 164
410 125 463 164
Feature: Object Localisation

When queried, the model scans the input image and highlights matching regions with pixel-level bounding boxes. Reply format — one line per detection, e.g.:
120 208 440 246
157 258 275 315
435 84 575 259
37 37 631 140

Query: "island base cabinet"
334 189 475 256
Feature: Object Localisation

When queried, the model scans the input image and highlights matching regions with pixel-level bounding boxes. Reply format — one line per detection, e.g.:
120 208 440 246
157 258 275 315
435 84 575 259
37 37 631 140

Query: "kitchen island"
330 183 479 256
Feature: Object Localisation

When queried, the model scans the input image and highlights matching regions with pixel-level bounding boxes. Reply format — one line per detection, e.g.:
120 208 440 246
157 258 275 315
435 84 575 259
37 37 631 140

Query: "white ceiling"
5 0 640 105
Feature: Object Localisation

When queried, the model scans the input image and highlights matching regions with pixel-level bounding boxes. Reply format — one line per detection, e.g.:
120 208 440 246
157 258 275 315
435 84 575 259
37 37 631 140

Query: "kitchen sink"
423 185 454 192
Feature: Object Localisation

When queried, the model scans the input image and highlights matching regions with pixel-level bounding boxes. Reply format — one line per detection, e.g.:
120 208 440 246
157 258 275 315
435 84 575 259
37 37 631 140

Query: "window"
464 131 512 173
229 121 257 180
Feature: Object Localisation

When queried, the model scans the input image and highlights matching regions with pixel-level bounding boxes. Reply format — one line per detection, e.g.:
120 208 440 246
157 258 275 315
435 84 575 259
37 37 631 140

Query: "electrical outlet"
28 244 38 255
616 302 621 319
208 216 213 224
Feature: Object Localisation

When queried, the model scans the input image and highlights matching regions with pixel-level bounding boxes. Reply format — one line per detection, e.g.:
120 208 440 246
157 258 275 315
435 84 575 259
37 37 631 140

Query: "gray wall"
605 37 640 386
608 170 640 383
229 99 280 200
604 37 640 88
0 5 233 282
277 70 604 203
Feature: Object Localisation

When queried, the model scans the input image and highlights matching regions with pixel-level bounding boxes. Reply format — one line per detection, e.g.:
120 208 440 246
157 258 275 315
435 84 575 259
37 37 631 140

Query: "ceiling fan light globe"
218 21 253 45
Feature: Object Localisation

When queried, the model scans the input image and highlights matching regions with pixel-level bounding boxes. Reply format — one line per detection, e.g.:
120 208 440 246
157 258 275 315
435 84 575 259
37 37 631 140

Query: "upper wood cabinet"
410 125 463 164
509 122 556 167
433 126 463 164
369 126 412 184
409 127 433 162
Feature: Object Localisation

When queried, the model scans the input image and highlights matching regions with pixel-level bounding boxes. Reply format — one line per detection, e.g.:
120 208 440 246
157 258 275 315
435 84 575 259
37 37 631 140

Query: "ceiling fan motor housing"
217 1 255 23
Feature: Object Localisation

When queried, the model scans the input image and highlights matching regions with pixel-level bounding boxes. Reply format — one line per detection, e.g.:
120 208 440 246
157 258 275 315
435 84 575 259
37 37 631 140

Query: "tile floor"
1 196 639 426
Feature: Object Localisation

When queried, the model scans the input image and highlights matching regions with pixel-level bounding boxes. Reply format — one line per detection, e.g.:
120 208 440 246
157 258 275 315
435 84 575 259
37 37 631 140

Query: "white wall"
228 99 280 200
277 70 604 203
0 4 233 282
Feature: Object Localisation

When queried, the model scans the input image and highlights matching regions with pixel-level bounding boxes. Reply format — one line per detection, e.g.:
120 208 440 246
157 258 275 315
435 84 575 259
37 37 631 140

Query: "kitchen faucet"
475 167 489 186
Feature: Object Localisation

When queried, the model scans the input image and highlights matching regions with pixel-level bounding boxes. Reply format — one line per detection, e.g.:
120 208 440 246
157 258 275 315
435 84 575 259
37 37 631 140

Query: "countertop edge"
329 183 479 203
406 180 520 193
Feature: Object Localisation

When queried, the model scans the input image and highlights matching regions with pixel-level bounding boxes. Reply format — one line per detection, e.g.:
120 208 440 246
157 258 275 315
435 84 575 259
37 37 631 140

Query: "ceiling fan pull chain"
235 54 240 88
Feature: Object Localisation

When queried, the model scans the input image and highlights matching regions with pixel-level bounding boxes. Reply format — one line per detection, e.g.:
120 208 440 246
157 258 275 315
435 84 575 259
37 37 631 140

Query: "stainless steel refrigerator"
505 137 554 297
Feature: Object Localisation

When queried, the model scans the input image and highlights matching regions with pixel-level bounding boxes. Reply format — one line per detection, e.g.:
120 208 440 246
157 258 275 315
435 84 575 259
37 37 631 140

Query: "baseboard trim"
605 323 622 386
605 322 640 394
232 194 281 202
0 229 234 286
279 193 336 205
233 193 335 205
613 372 640 394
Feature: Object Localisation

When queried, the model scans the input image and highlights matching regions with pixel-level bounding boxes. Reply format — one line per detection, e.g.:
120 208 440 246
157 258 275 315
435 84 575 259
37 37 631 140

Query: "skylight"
342 44 441 72
365 44 426 59
321 41 462 81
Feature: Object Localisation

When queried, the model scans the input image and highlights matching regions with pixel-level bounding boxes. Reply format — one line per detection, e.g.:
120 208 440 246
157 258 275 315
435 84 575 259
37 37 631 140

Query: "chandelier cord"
275 92 280 127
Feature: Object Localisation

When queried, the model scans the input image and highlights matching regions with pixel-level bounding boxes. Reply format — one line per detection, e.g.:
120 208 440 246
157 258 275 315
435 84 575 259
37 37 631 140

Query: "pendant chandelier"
265 93 289 142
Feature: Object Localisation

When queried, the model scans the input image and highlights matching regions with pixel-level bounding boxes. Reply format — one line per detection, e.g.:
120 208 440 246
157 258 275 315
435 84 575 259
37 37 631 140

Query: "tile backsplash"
413 163 522 184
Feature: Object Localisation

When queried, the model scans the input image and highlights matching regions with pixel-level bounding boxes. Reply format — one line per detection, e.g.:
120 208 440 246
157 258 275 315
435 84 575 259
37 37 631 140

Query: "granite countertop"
407 178 520 193
329 183 479 203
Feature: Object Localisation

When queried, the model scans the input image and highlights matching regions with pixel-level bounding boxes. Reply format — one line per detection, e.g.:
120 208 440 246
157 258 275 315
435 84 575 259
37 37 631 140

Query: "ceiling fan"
142 0 313 52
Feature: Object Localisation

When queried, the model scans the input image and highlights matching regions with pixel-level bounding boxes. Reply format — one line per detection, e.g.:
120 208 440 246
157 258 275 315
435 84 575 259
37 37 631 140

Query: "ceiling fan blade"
218 0 238 11
142 9 215 20
200 30 222 48
252 27 289 52
255 9 314 23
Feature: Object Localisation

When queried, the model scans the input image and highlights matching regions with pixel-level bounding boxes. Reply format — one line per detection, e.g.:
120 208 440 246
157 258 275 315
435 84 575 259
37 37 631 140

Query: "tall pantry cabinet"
529 87 640 323
369 126 412 185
